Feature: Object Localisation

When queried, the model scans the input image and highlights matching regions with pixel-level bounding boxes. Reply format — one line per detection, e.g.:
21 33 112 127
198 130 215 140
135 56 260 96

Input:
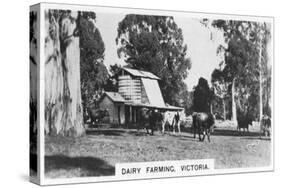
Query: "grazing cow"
139 108 153 135
192 112 215 142
149 109 161 135
214 112 225 120
237 115 253 134
87 108 109 125
260 115 271 138
139 109 182 135
161 111 175 134
173 112 181 133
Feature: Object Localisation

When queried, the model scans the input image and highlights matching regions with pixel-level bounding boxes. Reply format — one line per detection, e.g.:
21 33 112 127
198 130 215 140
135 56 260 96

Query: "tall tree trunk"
44 11 84 137
222 99 226 120
231 78 237 126
259 37 263 123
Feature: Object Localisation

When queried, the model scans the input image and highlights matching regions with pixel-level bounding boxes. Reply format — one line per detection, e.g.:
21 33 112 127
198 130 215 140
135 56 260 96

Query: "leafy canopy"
116 14 191 107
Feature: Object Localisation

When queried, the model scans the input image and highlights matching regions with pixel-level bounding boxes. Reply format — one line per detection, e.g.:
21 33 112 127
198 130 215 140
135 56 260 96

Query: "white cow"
161 111 182 134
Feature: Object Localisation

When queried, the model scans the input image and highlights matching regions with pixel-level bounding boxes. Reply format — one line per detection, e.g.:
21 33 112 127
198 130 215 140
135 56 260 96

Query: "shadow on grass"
167 132 195 139
212 129 261 137
45 155 115 177
86 128 152 137
241 136 271 141
182 126 261 137
86 129 126 136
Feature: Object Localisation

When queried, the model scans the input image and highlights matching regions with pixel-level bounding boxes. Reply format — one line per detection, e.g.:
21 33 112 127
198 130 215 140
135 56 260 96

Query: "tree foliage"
116 15 191 107
211 68 230 119
193 77 212 112
78 12 108 114
208 19 272 120
103 63 122 92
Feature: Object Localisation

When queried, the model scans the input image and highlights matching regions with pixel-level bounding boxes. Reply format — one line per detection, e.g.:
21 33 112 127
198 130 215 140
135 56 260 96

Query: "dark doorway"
118 106 121 125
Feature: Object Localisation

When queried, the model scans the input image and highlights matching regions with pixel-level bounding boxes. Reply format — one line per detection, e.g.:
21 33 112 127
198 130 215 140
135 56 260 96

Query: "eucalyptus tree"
208 20 272 123
116 15 191 107
44 10 101 136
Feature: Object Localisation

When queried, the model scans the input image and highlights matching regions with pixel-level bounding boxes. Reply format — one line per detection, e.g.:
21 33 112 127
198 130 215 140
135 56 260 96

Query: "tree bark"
231 78 237 126
44 11 84 136
222 99 226 120
258 36 263 123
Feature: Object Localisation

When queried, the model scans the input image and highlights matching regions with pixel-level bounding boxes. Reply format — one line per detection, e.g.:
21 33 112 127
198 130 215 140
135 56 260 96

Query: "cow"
161 111 174 134
214 112 225 120
260 115 271 138
237 115 253 134
173 112 181 133
161 111 181 134
139 108 154 135
139 109 182 135
192 112 215 142
161 111 182 134
87 108 109 126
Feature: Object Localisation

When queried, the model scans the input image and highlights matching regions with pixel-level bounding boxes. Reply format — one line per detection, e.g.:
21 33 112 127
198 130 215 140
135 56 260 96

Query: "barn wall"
114 104 125 124
99 96 114 123
118 75 141 103
99 96 125 125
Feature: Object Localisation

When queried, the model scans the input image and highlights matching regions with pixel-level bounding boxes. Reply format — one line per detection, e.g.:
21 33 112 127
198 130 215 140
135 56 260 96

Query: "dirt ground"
45 122 271 179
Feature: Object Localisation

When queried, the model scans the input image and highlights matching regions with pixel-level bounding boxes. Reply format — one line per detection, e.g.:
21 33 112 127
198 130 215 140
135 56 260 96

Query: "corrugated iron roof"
124 102 183 111
141 77 165 107
123 68 160 80
103 92 125 103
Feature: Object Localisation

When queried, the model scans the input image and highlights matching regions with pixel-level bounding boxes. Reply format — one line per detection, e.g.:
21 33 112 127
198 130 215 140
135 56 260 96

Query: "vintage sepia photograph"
30 2 273 185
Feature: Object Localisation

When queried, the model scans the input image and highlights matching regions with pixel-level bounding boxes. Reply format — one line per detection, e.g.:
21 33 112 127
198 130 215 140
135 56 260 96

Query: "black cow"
192 112 215 142
87 108 109 125
237 115 253 134
260 115 271 137
139 108 162 135
139 108 152 134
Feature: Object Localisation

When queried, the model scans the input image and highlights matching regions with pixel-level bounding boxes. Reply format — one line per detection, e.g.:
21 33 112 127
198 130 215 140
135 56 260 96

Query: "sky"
95 12 225 91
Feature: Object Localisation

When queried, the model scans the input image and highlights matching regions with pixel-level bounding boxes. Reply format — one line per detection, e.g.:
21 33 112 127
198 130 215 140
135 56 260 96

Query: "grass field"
45 123 271 179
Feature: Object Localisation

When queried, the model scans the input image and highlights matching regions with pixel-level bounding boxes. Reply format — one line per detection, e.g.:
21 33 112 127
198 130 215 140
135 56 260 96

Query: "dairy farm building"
98 67 183 125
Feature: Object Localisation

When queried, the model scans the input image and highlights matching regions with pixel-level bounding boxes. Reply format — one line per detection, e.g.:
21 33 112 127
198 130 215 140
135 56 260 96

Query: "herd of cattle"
85 108 271 142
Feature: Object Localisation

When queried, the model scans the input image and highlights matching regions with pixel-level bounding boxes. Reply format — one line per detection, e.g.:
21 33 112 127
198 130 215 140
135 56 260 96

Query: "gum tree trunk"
231 78 237 126
44 11 84 136
222 99 226 120
258 37 263 124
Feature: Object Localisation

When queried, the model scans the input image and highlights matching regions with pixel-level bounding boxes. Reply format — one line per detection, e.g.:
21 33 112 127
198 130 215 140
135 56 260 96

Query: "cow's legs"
198 129 202 141
202 130 206 141
265 127 270 137
207 129 211 142
151 125 154 135
193 124 196 138
162 121 165 134
146 124 150 134
175 121 180 133
172 121 175 134
193 120 197 138
238 127 241 136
